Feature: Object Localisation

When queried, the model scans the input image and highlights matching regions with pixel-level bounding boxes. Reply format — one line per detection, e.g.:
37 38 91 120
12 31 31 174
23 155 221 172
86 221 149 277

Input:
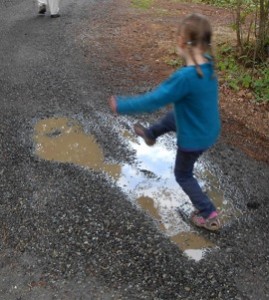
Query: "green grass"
131 0 154 9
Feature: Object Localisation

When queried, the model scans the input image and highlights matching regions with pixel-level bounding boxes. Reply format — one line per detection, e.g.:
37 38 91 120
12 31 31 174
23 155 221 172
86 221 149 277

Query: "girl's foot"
134 123 156 146
191 211 221 231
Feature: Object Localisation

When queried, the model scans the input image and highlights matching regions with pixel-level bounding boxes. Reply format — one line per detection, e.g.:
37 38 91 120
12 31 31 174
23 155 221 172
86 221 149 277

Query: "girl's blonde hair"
178 13 214 77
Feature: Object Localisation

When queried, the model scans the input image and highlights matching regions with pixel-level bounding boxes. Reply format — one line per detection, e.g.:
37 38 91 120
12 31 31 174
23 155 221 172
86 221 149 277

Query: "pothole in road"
34 117 236 261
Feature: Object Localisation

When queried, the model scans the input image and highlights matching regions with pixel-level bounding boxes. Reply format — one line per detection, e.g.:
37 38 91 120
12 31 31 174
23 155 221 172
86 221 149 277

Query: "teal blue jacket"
116 63 221 150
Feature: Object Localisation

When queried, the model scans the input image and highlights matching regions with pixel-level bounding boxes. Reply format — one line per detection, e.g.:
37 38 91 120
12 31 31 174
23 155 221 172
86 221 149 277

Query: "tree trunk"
235 0 243 52
256 0 269 60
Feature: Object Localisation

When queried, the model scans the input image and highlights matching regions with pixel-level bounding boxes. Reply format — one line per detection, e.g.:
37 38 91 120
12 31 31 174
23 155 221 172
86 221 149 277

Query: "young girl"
109 13 221 231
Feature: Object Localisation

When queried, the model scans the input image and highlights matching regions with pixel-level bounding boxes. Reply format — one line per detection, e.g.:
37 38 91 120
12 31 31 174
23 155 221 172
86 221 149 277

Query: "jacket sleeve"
116 70 189 115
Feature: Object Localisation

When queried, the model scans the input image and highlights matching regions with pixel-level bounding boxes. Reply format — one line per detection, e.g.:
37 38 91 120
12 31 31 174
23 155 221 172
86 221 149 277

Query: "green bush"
252 68 269 101
217 44 269 102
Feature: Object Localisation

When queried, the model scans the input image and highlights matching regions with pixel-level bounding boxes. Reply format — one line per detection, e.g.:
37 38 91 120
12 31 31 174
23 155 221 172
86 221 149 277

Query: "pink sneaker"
191 211 221 231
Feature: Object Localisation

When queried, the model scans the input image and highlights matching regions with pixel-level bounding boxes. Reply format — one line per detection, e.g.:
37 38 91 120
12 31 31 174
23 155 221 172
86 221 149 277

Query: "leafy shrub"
217 44 269 102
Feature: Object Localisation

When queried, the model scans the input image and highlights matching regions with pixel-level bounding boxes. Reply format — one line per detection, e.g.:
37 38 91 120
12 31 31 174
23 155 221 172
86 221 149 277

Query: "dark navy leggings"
146 111 216 218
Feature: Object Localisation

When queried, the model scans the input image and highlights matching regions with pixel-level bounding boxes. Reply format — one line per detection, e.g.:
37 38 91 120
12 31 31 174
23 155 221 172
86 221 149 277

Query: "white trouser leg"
37 0 47 7
47 0 60 15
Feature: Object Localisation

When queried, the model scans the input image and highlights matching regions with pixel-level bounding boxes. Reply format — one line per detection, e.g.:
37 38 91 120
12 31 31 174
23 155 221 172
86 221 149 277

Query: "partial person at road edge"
37 0 60 18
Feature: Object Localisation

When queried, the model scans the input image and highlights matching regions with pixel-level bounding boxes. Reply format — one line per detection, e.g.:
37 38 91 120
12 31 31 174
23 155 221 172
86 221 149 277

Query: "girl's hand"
108 96 117 114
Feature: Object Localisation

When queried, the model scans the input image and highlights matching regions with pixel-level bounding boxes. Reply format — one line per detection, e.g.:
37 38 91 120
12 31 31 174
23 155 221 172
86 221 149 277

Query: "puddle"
34 117 236 261
171 232 215 261
34 118 120 178
116 137 223 260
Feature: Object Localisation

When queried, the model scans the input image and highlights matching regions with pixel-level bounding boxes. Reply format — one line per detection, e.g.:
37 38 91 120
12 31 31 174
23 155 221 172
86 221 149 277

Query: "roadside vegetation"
204 0 269 102
132 0 269 102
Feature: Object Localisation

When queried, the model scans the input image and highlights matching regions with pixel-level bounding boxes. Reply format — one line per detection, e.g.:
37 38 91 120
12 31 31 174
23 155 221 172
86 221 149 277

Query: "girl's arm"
109 70 188 115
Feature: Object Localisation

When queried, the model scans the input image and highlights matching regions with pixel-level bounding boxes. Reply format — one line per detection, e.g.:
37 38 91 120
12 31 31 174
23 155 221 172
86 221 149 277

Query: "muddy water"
34 117 234 261
34 118 121 177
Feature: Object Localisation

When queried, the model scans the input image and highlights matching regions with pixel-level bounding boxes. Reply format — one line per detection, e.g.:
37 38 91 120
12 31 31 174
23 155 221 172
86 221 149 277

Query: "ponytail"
179 14 215 78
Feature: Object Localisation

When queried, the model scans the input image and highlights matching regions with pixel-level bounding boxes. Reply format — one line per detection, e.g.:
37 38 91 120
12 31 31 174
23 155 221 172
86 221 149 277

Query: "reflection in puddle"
117 137 220 260
34 117 234 261
118 138 192 237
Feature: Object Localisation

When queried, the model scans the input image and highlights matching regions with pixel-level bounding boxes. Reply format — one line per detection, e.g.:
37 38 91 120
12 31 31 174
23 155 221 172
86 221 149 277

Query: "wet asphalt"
0 0 269 299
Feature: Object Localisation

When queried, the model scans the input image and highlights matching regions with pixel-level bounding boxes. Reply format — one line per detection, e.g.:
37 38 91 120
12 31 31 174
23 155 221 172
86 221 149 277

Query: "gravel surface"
0 0 269 299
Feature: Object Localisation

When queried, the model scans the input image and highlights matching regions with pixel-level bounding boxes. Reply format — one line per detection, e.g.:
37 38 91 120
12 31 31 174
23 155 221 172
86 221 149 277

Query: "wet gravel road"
0 0 269 299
